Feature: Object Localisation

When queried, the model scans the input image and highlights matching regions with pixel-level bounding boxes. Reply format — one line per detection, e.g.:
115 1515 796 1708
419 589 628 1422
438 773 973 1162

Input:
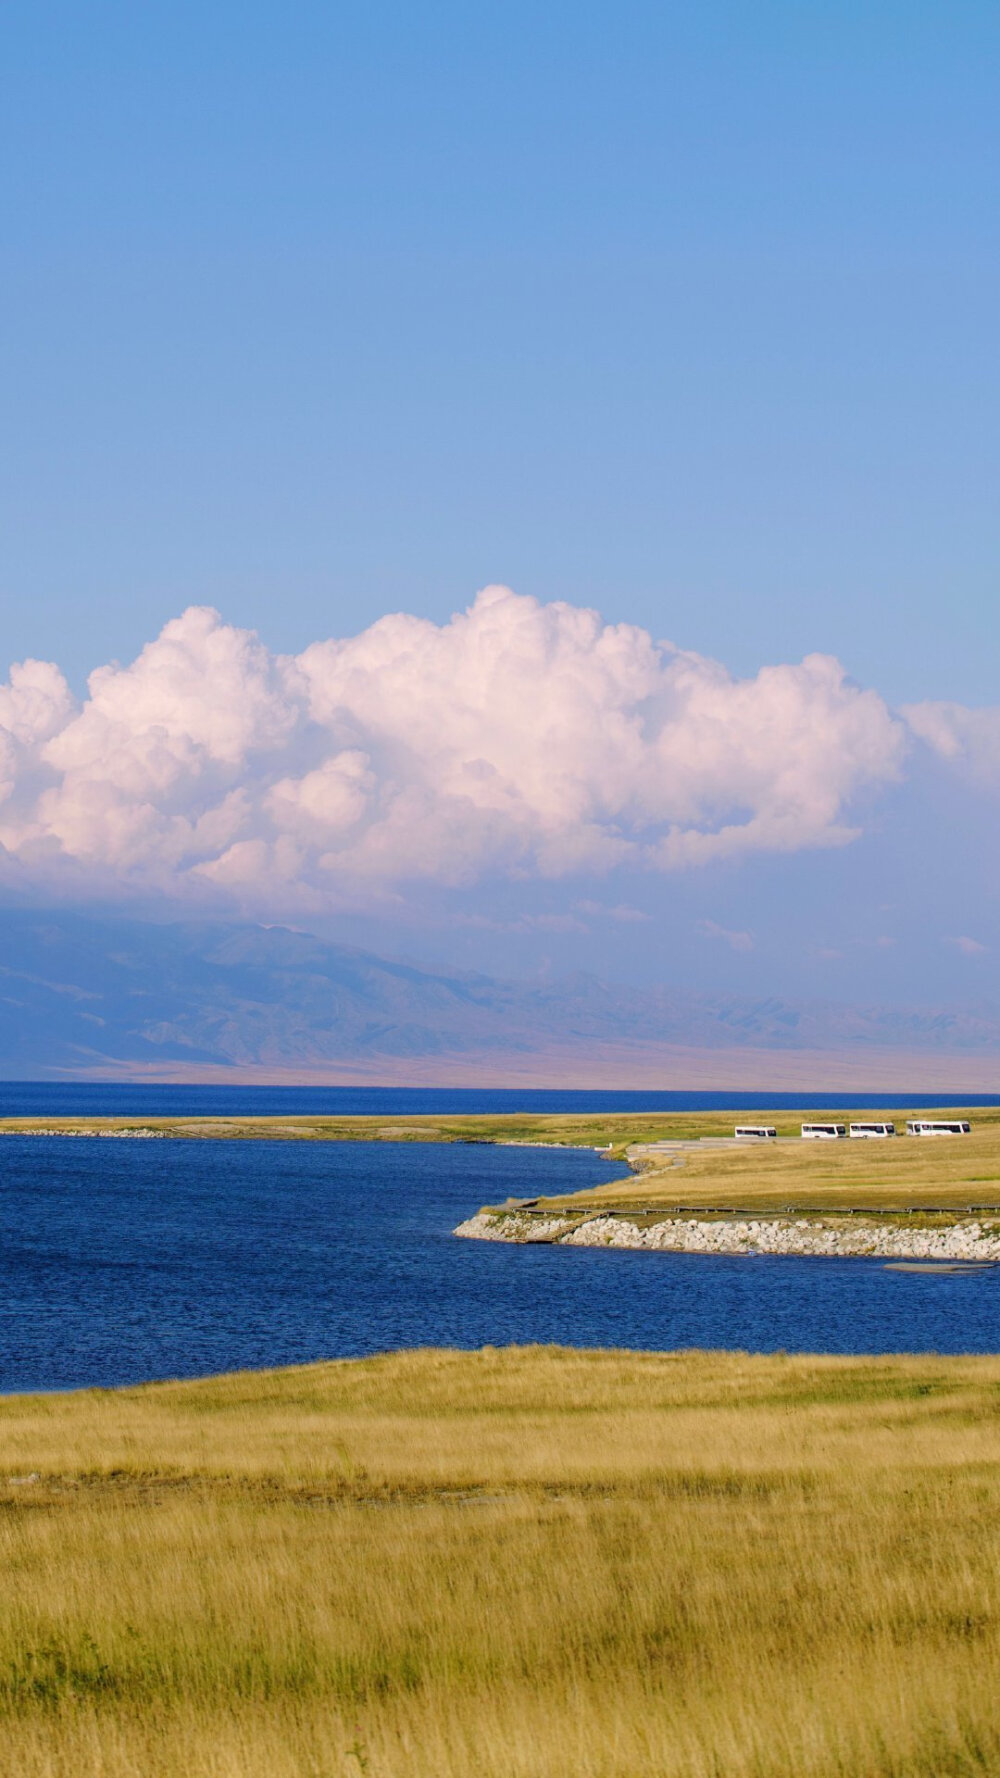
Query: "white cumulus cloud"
0 587 908 911
903 700 1000 783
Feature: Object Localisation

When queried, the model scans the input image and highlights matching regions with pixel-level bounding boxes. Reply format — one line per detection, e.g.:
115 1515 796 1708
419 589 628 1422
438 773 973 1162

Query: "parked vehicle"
801 1123 846 1139
734 1125 777 1140
906 1119 971 1136
849 1122 896 1138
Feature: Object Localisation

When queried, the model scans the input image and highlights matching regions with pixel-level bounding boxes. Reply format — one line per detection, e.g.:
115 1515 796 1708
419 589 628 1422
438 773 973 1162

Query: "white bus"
734 1125 777 1140
801 1123 846 1139
849 1122 896 1138
906 1119 971 1136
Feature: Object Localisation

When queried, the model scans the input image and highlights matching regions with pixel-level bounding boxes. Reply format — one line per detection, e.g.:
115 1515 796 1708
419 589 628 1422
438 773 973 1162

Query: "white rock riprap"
453 1211 1000 1261
0 1127 164 1139
455 1212 574 1243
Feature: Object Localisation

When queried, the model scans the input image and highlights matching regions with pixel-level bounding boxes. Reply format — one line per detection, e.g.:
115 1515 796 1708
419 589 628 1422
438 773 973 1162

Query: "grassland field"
3 1345 1000 1777
527 1112 1000 1223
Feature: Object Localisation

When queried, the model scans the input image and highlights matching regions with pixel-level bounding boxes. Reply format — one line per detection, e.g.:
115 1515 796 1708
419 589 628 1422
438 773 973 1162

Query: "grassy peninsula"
2 1345 1000 1777
523 1108 1000 1215
449 1107 1000 1258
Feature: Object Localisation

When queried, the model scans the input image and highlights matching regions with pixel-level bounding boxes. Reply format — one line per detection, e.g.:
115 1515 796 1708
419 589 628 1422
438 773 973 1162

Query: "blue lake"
0 1133 997 1390
1 1084 996 1118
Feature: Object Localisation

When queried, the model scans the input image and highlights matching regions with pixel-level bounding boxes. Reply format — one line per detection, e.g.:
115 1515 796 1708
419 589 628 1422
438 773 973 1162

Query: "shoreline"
454 1208 1000 1263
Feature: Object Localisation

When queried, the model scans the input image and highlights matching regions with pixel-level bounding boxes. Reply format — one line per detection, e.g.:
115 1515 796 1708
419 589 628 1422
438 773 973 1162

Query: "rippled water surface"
0 1135 998 1390
1 1084 997 1117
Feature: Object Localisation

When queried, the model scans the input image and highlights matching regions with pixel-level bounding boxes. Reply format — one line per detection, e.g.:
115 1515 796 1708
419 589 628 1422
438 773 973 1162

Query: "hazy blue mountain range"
0 909 997 1080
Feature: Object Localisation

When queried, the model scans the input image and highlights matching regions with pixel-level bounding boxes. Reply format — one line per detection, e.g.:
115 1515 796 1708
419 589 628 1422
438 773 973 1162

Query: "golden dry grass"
531 1116 1000 1217
1 1345 1000 1775
3 1102 998 1156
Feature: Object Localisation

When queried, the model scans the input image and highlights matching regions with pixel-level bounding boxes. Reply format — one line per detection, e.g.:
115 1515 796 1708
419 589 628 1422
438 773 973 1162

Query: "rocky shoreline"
0 1128 164 1139
454 1209 1000 1262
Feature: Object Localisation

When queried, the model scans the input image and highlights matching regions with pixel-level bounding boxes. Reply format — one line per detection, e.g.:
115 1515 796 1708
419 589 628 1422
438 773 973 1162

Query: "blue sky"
1 2 998 1005
3 0 998 698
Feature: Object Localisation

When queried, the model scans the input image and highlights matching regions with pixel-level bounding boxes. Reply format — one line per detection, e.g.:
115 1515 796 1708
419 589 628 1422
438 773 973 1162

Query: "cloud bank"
0 586 938 911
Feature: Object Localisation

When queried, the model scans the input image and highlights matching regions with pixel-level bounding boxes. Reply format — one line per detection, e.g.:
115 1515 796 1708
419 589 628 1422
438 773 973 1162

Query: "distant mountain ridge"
0 909 996 1082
